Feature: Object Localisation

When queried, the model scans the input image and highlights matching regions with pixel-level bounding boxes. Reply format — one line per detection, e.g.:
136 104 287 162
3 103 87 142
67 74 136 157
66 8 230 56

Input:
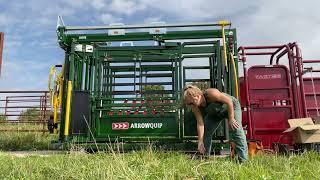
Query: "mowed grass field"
0 126 320 179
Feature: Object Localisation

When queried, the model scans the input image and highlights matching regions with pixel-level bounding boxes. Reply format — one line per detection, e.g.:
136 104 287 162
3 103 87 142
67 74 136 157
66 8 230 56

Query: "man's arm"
206 89 239 130
192 106 205 154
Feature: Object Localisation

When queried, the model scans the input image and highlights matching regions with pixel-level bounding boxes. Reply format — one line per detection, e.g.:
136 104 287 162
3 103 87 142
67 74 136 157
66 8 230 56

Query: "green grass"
0 132 57 151
0 124 47 131
0 124 57 151
0 125 319 179
0 150 319 179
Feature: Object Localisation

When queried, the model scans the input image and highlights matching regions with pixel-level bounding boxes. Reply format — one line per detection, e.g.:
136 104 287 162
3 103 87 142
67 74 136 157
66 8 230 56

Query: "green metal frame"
56 22 239 150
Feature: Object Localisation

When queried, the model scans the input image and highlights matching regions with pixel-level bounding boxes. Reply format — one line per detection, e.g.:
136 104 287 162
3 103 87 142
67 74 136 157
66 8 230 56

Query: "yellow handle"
221 24 228 72
230 53 239 99
48 66 56 108
64 80 72 136
218 20 231 26
53 93 58 134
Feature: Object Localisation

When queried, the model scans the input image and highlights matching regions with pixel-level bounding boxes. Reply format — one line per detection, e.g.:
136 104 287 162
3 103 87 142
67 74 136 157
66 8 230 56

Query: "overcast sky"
1 0 320 90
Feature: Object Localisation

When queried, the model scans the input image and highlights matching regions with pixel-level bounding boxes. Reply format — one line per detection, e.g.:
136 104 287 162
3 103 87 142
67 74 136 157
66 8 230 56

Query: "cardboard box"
283 118 320 143
313 116 320 124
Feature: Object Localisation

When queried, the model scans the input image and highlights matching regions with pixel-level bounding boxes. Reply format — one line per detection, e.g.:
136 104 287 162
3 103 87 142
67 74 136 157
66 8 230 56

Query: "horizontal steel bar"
109 65 173 69
96 97 175 100
97 103 176 107
0 91 49 93
182 41 218 46
238 52 274 55
183 54 213 58
303 69 320 73
109 66 174 72
185 79 210 82
109 82 173 86
105 73 173 78
106 90 174 95
303 60 320 63
303 77 320 80
306 107 320 110
249 106 292 108
105 59 174 63
304 93 320 95
64 29 236 43
183 66 210 69
5 95 47 98
0 106 50 109
63 22 230 31
97 45 177 51
239 45 284 50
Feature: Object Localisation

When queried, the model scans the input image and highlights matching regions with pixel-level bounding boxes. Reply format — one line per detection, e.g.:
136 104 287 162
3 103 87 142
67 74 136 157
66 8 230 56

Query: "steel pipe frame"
62 22 231 31
1 91 50 120
56 20 239 143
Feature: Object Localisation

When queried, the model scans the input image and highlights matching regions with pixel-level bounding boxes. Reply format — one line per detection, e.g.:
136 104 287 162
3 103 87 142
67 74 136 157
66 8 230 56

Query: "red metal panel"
239 77 249 136
239 77 247 106
247 65 294 148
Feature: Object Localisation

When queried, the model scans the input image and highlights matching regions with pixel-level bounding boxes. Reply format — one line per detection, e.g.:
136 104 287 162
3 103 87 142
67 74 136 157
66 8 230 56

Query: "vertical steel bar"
295 44 307 117
239 47 253 139
64 81 72 137
4 96 8 118
179 45 183 138
286 45 299 118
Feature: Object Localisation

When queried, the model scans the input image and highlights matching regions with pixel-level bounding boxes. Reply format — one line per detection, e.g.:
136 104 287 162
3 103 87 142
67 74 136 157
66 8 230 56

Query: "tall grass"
0 124 57 151
0 125 319 179
0 150 319 179
0 132 57 151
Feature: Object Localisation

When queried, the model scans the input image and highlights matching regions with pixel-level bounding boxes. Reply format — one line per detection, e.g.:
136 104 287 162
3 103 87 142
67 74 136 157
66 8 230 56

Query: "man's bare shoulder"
206 88 221 96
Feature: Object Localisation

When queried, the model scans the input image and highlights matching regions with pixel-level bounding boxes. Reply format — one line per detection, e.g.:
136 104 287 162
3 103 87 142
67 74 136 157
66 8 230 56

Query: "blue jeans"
203 99 248 162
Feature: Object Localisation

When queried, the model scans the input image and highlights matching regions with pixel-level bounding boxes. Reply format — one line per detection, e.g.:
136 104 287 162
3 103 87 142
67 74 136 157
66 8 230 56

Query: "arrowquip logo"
130 123 163 129
112 122 129 130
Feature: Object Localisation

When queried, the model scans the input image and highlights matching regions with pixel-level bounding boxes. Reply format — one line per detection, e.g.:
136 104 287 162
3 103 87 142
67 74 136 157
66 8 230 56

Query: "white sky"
0 0 320 91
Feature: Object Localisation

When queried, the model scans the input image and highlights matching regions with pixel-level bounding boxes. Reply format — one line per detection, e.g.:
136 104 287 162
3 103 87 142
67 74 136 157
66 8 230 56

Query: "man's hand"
198 141 205 154
229 118 239 130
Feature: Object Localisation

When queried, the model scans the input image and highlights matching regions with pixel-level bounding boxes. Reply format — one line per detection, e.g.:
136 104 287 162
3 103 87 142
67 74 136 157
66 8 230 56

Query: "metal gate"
56 20 239 146
247 65 294 148
302 60 320 117
93 44 181 140
238 43 305 149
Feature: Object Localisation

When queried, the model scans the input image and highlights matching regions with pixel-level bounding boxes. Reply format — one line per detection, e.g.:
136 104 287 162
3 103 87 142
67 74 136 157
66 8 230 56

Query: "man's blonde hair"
183 85 203 100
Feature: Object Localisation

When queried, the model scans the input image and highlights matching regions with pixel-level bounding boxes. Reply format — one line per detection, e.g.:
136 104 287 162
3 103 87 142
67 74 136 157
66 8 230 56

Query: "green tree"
0 113 6 121
190 81 211 91
142 85 167 98
18 108 48 121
